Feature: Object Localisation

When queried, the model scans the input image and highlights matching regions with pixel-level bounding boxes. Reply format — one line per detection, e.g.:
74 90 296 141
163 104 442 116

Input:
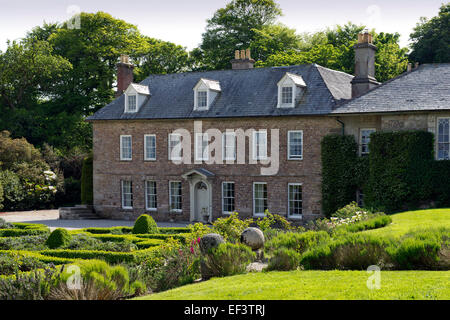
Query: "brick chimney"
231 49 255 70
351 31 380 98
116 54 134 97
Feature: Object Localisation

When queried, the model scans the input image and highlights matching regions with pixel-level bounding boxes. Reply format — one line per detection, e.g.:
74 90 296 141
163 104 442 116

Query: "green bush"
0 252 46 276
321 135 363 217
80 155 93 205
300 233 393 270
431 160 450 207
132 215 158 234
340 214 392 233
0 235 47 251
159 227 191 234
266 248 301 271
202 242 255 278
365 131 434 212
0 180 3 210
212 212 253 243
265 231 330 255
46 228 72 249
0 170 26 211
80 226 132 234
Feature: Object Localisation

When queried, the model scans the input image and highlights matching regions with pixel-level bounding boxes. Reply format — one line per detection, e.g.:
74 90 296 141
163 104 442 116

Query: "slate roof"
87 64 353 121
332 64 450 115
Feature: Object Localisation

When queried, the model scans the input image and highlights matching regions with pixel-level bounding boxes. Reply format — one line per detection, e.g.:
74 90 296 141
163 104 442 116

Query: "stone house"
86 32 450 222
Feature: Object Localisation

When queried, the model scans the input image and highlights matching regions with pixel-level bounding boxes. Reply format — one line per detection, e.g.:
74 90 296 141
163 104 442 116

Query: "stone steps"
59 205 101 220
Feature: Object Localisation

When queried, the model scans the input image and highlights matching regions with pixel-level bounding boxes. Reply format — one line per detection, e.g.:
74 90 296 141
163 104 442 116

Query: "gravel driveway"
0 210 189 230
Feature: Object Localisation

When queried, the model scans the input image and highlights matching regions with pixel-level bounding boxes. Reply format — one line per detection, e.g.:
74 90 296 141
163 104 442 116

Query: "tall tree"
409 3 450 63
198 0 282 70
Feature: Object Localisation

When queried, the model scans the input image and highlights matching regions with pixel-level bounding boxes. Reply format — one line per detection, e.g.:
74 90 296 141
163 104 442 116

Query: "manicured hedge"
341 215 392 233
0 223 49 237
158 227 190 234
79 226 133 234
38 249 150 264
0 250 74 265
80 154 93 205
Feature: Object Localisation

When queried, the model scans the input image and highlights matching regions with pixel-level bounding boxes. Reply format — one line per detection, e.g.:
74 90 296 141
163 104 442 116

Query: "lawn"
137 209 450 300
136 270 450 300
364 208 450 237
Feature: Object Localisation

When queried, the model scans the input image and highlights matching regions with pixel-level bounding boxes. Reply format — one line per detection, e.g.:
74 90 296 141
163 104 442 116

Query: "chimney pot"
351 32 379 98
231 48 255 70
116 54 134 97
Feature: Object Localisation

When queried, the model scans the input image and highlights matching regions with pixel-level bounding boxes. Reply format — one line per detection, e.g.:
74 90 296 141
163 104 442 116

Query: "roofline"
330 108 450 116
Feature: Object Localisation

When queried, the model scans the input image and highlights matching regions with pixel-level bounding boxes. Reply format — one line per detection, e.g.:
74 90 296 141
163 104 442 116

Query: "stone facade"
92 116 341 222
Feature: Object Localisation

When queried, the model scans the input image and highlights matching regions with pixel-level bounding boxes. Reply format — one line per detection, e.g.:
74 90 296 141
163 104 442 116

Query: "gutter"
336 117 345 136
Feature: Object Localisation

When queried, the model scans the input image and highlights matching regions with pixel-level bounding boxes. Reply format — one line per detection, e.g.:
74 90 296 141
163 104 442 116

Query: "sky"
0 0 445 52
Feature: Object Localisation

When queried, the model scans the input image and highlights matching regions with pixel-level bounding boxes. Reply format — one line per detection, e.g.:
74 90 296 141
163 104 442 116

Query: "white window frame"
169 181 182 213
288 183 303 219
252 130 268 161
288 130 303 160
144 134 156 161
222 132 236 161
145 180 157 211
222 181 235 214
437 117 450 160
195 133 209 161
360 128 376 156
253 182 268 217
120 135 132 161
125 94 137 113
121 180 133 210
168 133 182 161
281 86 294 104
196 90 208 110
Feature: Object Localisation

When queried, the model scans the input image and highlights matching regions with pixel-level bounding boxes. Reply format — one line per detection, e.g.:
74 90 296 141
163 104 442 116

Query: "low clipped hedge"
340 215 392 233
0 223 49 237
159 227 190 234
0 250 74 265
265 231 331 255
79 226 133 234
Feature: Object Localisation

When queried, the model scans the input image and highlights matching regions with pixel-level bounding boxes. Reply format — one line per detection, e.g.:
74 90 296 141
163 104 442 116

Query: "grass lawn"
136 270 450 300
364 208 450 237
136 209 450 300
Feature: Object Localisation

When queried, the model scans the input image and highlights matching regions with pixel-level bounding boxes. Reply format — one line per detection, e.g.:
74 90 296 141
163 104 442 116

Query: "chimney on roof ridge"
116 54 134 98
231 48 255 70
351 31 380 98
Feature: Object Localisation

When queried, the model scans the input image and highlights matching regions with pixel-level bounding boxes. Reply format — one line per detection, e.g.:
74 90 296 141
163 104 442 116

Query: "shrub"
49 259 145 300
80 155 93 205
265 231 330 255
266 248 301 271
342 214 392 233
0 170 26 211
300 233 393 270
255 210 293 232
132 215 158 234
202 242 255 278
0 180 3 210
38 249 139 264
46 228 72 249
0 235 47 251
0 252 47 276
0 218 13 229
0 266 60 300
212 212 253 243
65 234 138 252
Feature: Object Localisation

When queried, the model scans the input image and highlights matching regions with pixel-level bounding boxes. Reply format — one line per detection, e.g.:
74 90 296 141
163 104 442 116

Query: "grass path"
364 208 450 237
136 270 450 300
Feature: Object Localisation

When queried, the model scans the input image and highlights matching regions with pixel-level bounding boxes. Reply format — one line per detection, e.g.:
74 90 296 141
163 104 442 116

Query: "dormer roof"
194 78 222 92
278 72 307 87
127 83 150 95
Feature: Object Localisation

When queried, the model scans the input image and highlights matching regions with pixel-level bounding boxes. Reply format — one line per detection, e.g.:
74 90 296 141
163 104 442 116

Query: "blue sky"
0 0 445 51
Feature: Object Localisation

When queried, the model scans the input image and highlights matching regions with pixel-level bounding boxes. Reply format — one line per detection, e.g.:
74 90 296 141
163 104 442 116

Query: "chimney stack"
231 49 255 70
351 30 380 98
116 54 134 97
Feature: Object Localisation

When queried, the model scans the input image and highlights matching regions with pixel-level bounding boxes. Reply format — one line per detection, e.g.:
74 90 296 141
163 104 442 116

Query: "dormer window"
193 78 221 111
277 73 306 108
281 86 293 104
197 91 208 109
124 83 150 113
127 95 137 112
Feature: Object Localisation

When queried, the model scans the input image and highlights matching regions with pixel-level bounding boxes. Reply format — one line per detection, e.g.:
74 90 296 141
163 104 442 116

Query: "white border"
221 181 235 215
253 182 267 217
169 180 183 213
145 180 157 211
121 180 133 210
287 183 303 219
120 135 132 161
144 134 157 161
288 130 303 160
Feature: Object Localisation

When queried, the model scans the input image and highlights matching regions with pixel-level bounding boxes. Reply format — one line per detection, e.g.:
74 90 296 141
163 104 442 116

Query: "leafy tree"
198 0 282 70
409 3 450 63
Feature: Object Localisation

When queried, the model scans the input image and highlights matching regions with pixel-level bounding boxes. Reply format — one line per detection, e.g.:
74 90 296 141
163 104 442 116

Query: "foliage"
365 131 434 212
64 234 137 252
0 223 50 237
202 242 255 278
340 214 392 233
266 248 300 271
430 160 450 207
80 154 93 205
255 210 293 232
265 230 330 255
0 267 60 300
0 252 47 275
132 215 158 234
196 0 282 70
0 235 48 251
212 212 253 242
0 218 13 229
321 135 361 217
46 228 72 249
50 259 145 300
409 4 450 64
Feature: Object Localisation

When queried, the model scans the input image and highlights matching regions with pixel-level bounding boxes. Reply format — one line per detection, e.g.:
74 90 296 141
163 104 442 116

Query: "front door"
194 181 209 222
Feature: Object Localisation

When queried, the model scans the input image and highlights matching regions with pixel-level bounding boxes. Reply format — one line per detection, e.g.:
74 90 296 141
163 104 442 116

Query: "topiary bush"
80 154 93 205
46 228 72 249
132 214 158 234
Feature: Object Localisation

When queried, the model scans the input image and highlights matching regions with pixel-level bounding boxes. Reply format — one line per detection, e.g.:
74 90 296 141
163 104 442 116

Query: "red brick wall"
91 116 341 222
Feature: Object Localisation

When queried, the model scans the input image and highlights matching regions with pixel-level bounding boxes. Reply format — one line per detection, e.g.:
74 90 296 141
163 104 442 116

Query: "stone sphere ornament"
199 233 225 254
241 227 265 250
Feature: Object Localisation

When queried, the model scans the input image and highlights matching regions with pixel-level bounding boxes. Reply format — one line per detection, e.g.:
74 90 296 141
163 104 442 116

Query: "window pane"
197 91 207 108
145 136 156 160
438 119 450 160
169 134 182 160
170 182 182 211
282 87 293 104
289 184 302 216
360 129 375 154
289 131 302 159
222 182 235 213
128 95 136 111
121 136 132 160
254 131 267 160
223 133 236 160
196 134 209 160
254 183 267 215
122 181 133 208
145 181 157 210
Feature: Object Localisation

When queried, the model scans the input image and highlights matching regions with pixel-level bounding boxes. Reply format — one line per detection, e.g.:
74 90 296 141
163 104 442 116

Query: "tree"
198 0 282 70
409 3 450 63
